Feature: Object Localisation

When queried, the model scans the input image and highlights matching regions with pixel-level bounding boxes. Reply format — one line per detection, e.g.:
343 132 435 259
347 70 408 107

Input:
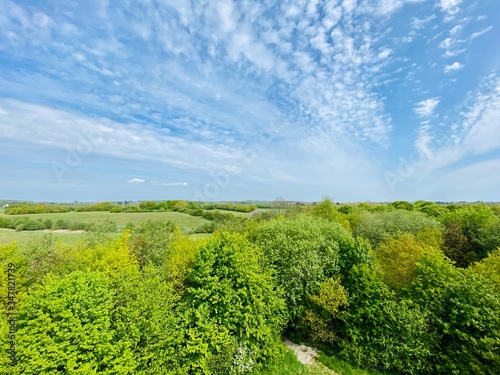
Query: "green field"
0 228 90 246
0 211 210 246
213 209 252 217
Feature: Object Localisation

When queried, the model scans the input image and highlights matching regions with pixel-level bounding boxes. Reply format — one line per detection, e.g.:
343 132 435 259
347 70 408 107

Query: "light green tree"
177 232 286 374
14 271 136 374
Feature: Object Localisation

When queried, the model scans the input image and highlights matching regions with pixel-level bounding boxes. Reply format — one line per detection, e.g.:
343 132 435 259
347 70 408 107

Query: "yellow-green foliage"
91 231 138 277
415 227 444 249
312 197 351 231
14 271 136 374
469 248 500 292
164 228 203 291
179 231 286 374
304 277 349 344
310 278 349 316
375 233 430 291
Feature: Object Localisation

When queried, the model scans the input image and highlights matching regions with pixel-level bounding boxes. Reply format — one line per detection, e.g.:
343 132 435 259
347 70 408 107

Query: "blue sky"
0 0 499 202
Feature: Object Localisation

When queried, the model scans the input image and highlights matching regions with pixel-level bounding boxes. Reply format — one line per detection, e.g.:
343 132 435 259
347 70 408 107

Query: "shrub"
129 220 176 269
51 219 68 230
0 217 12 229
24 219 48 231
353 210 442 248
248 216 355 327
177 232 286 373
407 252 500 373
14 271 136 374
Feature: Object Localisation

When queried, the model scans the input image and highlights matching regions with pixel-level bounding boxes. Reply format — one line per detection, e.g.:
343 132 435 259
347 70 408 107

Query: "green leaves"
248 216 352 325
353 209 442 248
129 220 177 269
441 204 498 267
14 271 135 374
375 233 429 291
408 252 500 373
178 232 286 374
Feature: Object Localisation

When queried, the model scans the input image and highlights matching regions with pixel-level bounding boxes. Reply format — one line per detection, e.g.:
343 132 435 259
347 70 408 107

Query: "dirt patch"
284 339 318 365
284 339 338 374
42 229 85 234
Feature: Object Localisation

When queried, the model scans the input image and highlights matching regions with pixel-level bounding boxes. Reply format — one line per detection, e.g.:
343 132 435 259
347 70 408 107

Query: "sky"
0 0 499 203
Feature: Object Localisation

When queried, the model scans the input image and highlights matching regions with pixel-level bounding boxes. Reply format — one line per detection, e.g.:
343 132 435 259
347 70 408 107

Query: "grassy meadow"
0 210 209 245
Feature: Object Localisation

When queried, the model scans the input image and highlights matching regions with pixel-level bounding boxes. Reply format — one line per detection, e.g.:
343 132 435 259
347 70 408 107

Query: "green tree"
110 265 183 373
303 277 349 344
353 209 442 248
177 232 286 374
173 200 188 211
311 196 350 229
477 218 500 255
407 252 500 373
129 220 177 269
248 216 351 326
336 265 430 373
14 271 135 374
414 200 447 217
139 200 158 211
21 234 66 287
441 204 497 267
389 200 414 211
468 248 500 293
375 233 430 291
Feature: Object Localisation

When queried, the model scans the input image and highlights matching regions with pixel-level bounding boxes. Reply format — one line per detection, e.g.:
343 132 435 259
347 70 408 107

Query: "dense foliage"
1 200 500 374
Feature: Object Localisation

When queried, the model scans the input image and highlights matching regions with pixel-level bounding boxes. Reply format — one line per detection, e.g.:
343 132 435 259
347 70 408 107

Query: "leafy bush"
110 205 127 213
407 252 500 373
0 217 12 229
14 271 136 374
353 210 442 248
176 232 286 373
441 204 497 267
74 202 115 212
129 220 176 268
4 203 73 215
52 219 68 230
248 216 355 327
192 221 217 233
335 265 431 374
24 219 47 231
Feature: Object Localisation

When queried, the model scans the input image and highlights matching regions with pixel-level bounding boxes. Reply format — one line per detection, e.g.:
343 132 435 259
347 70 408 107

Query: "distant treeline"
3 201 114 215
3 201 260 215
0 216 117 232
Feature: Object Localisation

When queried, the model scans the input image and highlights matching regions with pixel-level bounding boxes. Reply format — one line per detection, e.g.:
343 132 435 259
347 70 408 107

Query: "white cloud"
411 14 436 30
443 48 465 58
444 61 463 73
440 0 462 15
470 26 493 40
408 75 500 175
376 0 403 16
378 48 392 60
449 25 462 35
128 178 145 184
159 182 188 186
0 99 246 172
414 98 440 117
439 37 453 49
